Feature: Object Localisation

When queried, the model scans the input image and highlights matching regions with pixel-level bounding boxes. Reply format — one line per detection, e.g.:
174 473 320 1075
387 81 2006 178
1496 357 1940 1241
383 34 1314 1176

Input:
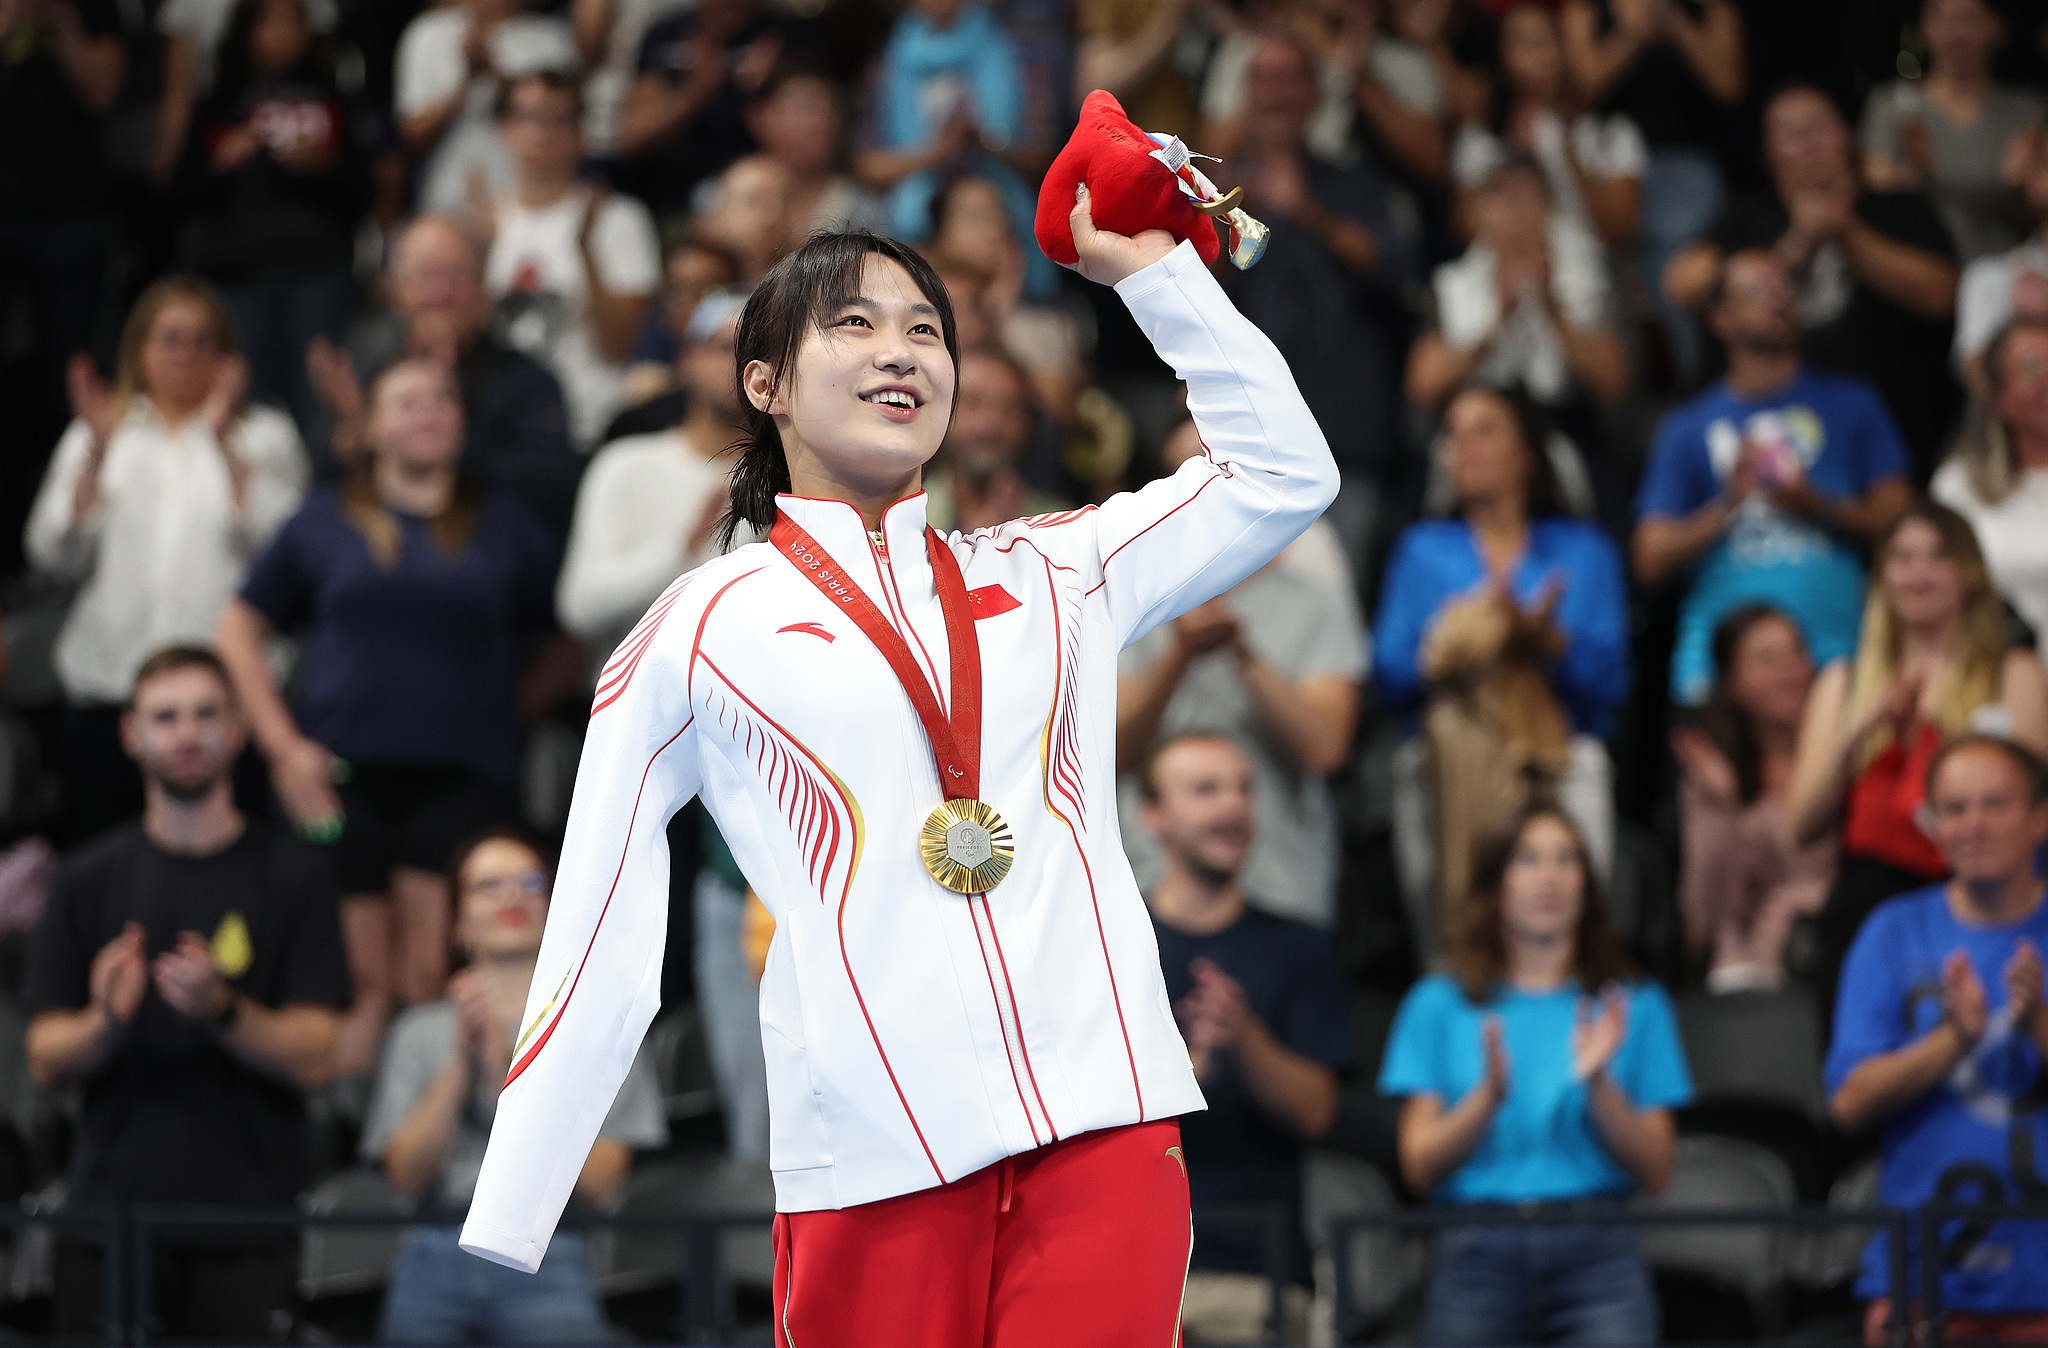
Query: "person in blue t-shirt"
1633 248 1912 706
1827 735 2048 1343
1380 805 1694 1346
1139 734 1352 1345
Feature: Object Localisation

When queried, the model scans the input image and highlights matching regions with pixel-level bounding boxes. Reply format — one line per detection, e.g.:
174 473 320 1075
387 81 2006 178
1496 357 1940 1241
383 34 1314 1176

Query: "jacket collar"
774 491 936 599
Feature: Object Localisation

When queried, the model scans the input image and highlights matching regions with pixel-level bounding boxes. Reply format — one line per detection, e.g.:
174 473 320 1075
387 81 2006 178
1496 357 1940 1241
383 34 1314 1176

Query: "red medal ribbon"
771 511 983 801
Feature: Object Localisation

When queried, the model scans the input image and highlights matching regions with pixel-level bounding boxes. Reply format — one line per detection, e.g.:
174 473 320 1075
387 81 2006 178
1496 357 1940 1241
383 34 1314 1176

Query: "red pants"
772 1118 1191 1347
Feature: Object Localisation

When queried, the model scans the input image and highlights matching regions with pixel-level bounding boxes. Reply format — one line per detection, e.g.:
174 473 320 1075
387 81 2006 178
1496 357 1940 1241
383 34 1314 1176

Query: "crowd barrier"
1 1200 2042 1344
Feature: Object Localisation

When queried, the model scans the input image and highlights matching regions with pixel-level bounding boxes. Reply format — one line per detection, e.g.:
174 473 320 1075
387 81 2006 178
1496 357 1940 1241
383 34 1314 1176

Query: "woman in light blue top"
1380 805 1694 1346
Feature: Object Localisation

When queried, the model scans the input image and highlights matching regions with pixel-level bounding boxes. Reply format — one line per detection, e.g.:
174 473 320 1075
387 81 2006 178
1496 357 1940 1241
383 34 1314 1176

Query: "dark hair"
1699 604 1805 805
445 825 557 963
209 0 335 110
1445 383 1567 520
1447 804 1636 1003
1925 734 2048 808
496 68 585 121
927 172 1014 251
1763 80 1850 135
1137 732 1246 802
130 645 233 708
722 231 960 547
1704 245 1782 312
1479 151 1552 201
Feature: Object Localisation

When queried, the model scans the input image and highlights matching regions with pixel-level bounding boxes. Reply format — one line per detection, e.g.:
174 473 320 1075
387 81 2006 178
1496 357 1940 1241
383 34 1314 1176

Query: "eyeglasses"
464 871 548 900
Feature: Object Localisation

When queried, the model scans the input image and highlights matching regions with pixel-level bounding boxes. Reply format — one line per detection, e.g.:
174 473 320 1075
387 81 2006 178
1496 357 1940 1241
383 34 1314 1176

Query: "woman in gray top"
362 827 667 1345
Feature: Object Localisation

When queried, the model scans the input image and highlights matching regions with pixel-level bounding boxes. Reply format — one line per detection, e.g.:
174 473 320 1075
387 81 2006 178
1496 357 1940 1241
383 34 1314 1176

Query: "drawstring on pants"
998 1156 1015 1213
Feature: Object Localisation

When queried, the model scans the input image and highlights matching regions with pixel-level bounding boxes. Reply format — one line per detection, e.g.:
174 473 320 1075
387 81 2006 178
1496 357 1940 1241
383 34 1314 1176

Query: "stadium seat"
1636 1135 1798 1334
1301 1150 1422 1342
589 1154 775 1303
1673 989 1827 1122
298 1168 408 1301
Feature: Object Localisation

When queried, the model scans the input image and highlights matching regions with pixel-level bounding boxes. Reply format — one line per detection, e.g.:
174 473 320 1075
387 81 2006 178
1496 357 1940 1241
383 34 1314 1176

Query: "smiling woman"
463 205 1339 1347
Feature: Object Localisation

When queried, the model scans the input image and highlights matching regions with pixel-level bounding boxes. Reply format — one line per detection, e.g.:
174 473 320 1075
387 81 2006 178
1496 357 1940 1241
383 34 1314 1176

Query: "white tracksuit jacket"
460 240 1339 1273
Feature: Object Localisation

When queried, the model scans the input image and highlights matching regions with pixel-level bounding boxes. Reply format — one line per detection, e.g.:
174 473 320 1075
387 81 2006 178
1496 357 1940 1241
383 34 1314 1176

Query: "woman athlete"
461 187 1337 1345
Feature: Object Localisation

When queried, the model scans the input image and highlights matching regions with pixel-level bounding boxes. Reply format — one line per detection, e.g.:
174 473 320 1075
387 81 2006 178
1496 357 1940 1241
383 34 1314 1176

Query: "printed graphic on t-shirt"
1705 405 1835 570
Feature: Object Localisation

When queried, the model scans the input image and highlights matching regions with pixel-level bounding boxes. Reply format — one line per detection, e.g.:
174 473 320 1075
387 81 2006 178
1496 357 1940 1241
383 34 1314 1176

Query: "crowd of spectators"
5 0 2048 1341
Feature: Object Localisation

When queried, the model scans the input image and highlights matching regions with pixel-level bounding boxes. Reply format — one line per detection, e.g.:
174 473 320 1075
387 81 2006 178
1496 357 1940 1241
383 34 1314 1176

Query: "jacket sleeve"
24 421 103 582
460 604 701 1273
1077 241 1340 649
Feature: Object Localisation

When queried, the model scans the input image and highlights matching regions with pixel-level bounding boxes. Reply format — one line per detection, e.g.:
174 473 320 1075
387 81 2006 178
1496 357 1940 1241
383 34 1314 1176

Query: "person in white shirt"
1408 154 1628 414
1955 125 2048 386
26 276 306 843
1450 1 1645 249
485 70 663 449
459 204 1337 1346
394 0 577 219
1934 320 2048 642
557 290 746 663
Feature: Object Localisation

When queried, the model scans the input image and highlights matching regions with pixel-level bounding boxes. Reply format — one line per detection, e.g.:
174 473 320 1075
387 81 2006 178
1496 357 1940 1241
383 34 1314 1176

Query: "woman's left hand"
1062 184 1179 288
1571 984 1629 1083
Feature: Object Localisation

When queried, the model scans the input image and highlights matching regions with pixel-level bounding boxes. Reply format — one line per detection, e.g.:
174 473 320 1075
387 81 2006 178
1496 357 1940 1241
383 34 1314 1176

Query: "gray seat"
642 1007 720 1122
1674 989 1827 1121
1636 1135 1797 1330
1302 1150 1422 1340
589 1155 775 1302
1794 1155 1884 1292
299 1168 408 1300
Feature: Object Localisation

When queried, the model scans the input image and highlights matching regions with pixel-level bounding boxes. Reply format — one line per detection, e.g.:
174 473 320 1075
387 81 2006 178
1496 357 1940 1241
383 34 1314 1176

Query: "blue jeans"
378 1227 610 1345
1421 1219 1659 1346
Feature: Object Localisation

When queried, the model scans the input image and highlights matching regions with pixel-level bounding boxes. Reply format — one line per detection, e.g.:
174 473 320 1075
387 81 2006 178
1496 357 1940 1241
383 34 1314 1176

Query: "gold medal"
920 798 1015 894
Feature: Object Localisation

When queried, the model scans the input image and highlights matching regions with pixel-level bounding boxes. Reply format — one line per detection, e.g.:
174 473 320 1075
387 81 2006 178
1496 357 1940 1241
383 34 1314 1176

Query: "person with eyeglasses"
484 70 663 450
363 826 667 1345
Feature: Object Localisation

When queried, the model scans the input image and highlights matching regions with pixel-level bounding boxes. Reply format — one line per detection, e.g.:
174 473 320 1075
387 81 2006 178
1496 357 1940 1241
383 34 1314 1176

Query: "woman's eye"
836 315 872 329
910 323 938 337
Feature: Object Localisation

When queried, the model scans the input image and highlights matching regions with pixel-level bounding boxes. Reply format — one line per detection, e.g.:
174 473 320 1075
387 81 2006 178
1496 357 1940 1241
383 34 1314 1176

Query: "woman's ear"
742 359 779 415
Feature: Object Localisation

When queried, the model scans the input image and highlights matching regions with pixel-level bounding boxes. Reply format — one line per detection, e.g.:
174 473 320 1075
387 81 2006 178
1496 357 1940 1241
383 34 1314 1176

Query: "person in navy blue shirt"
1827 735 2048 1344
1374 385 1629 946
215 359 561 1080
1380 805 1693 1346
1633 247 1912 707
1139 733 1351 1343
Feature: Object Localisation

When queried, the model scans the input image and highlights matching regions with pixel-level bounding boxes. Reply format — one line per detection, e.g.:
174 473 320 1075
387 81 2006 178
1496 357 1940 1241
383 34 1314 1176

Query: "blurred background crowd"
6 0 2048 1340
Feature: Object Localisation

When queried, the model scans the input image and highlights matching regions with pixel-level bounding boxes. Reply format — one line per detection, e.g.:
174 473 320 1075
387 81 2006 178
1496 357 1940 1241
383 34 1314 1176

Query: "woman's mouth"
860 386 923 423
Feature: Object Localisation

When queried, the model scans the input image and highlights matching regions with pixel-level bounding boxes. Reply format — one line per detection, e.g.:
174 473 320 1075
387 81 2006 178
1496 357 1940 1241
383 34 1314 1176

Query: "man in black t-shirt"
1139 734 1353 1346
1663 83 1962 476
25 646 351 1342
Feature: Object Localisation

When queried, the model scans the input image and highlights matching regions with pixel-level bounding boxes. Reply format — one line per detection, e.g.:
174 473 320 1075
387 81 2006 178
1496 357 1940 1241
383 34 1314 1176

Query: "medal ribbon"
771 511 983 801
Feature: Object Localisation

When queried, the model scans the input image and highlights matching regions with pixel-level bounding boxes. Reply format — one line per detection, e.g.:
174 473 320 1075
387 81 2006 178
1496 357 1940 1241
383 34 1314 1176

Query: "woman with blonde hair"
1789 499 2048 1008
26 275 306 842
215 359 561 1078
1932 319 2048 641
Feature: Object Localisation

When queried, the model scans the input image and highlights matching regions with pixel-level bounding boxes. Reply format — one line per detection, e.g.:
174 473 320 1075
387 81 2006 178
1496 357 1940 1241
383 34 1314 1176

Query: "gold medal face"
920 798 1015 894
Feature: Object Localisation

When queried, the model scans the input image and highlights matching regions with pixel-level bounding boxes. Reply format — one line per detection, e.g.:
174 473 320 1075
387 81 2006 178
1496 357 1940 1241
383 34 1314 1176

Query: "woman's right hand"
272 735 344 840
1670 726 1738 805
1850 671 1924 753
1063 184 1180 288
1475 1015 1510 1106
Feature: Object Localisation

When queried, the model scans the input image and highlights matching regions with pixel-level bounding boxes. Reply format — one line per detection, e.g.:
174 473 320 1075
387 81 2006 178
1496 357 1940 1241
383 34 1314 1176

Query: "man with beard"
923 347 1071 533
1633 247 1912 706
24 645 350 1341
1139 733 1352 1346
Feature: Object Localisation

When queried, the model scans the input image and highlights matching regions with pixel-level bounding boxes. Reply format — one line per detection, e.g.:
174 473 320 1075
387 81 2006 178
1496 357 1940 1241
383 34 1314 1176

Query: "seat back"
1675 989 1827 1122
299 1168 409 1300
1637 1135 1797 1325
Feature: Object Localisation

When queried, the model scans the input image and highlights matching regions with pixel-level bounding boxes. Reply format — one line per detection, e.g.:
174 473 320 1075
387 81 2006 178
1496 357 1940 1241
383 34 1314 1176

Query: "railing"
1 1200 2042 1344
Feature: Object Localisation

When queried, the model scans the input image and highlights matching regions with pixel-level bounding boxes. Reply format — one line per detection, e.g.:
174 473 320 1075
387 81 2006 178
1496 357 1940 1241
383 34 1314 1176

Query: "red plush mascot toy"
1035 90 1268 271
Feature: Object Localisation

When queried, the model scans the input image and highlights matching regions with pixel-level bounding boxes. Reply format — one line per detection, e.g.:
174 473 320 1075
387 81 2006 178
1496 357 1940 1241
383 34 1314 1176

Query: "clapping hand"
2007 940 2045 1038
1478 1014 1511 1104
152 931 231 1021
1172 596 1240 658
89 922 147 1027
1942 949 1989 1045
1571 984 1629 1083
450 970 513 1085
